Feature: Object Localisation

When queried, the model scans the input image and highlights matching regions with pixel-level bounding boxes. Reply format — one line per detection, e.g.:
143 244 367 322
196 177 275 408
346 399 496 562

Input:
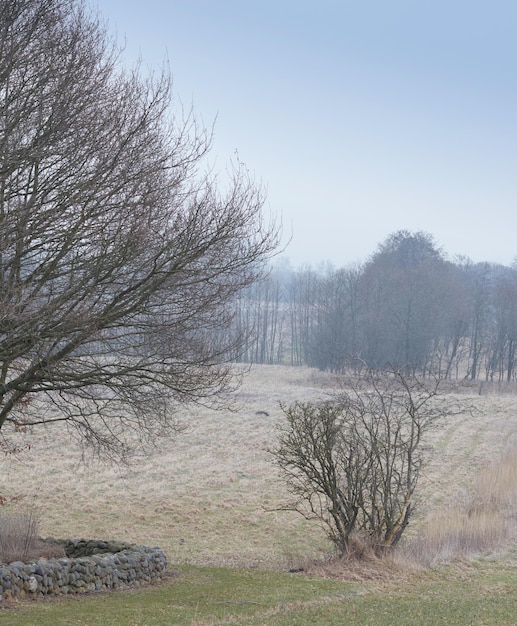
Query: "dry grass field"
1 364 517 574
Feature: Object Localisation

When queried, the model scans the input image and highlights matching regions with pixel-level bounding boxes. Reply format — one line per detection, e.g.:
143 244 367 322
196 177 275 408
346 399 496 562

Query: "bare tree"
489 273 517 381
271 368 451 555
464 263 492 381
307 266 363 373
0 0 278 458
359 231 453 374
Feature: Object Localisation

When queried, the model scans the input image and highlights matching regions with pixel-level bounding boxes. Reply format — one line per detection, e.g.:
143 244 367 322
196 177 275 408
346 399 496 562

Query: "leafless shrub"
0 509 39 563
271 369 454 556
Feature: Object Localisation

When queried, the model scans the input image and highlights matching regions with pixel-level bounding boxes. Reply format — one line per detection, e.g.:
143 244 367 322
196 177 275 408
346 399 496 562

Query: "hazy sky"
97 1 517 268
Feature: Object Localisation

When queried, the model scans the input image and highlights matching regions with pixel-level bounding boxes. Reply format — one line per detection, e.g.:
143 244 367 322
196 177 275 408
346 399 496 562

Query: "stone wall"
0 538 167 601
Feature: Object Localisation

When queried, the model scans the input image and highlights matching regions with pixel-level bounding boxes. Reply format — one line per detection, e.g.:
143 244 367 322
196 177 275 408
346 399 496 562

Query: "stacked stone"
0 539 167 601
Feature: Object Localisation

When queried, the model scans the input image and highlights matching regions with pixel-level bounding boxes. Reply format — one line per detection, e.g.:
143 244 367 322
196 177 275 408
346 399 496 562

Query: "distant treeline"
230 230 517 380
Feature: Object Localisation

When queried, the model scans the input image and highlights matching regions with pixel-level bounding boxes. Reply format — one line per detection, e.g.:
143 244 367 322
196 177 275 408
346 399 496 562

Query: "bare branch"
0 0 279 458
271 368 457 555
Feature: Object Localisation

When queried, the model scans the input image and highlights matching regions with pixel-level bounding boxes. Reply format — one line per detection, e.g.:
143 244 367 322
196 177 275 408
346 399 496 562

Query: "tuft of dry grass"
473 447 517 511
405 446 517 567
303 533 426 583
406 508 509 566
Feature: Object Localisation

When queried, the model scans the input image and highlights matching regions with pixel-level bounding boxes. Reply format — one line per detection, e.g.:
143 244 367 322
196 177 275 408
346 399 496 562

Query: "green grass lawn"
2 558 517 625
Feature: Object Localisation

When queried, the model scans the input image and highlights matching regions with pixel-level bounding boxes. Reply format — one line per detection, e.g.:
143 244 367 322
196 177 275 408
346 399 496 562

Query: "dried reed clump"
407 508 509 566
472 448 517 511
0 509 40 563
407 447 517 566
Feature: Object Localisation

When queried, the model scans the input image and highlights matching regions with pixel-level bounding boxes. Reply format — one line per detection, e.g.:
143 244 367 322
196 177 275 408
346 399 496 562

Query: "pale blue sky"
97 1 517 268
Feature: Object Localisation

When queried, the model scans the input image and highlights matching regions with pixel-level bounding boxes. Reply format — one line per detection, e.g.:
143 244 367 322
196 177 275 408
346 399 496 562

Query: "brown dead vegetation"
0 365 515 577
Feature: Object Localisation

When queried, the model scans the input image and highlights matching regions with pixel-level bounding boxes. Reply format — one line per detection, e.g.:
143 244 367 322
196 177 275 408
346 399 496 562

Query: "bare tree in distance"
271 367 459 556
0 0 278 459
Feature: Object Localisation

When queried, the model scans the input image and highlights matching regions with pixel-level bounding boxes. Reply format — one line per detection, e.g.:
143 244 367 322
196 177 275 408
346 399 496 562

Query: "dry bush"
0 509 40 563
271 370 450 555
